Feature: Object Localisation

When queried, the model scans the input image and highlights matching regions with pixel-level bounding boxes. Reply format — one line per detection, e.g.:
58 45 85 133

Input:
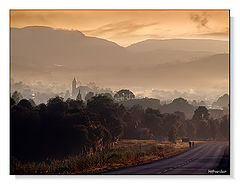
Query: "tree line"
10 92 229 161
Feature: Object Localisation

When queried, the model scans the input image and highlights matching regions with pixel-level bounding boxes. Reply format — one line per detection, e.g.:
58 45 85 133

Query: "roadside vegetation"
11 140 188 174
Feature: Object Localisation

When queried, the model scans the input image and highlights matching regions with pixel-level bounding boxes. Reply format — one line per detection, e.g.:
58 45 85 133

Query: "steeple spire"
72 77 77 97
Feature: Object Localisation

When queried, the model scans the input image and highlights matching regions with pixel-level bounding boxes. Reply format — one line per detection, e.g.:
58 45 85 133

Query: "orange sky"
10 10 229 46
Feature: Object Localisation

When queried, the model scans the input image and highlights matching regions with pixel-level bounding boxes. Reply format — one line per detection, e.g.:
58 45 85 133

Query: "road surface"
103 142 229 175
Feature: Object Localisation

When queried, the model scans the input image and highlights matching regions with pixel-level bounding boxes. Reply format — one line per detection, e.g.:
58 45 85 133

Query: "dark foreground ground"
103 142 229 175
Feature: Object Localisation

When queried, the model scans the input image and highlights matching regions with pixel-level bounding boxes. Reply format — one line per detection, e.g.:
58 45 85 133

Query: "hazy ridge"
11 26 229 94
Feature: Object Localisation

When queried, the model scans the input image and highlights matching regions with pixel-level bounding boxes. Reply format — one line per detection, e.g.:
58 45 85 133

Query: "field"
11 139 189 175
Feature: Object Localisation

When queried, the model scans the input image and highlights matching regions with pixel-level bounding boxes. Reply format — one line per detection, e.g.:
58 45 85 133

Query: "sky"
10 10 229 46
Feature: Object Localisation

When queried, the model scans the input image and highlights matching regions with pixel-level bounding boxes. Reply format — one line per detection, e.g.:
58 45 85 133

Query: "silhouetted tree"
172 97 188 105
87 95 124 141
185 120 196 139
208 118 218 140
192 106 209 121
220 115 229 140
10 92 229 162
160 97 195 119
47 96 68 113
143 108 163 136
114 89 135 101
10 97 16 106
174 111 185 121
11 91 23 104
129 104 144 128
168 125 177 143
101 92 113 99
66 98 84 113
18 99 33 110
28 99 36 107
177 124 187 138
85 92 94 101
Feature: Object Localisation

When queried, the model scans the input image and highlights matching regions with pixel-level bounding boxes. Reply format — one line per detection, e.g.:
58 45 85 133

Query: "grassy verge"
11 140 188 175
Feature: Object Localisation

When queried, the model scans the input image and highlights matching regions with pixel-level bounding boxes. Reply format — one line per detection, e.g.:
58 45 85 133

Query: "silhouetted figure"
192 141 195 147
189 141 192 148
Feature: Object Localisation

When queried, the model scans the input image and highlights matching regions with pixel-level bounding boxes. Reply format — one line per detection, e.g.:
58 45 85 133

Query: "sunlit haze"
10 10 229 103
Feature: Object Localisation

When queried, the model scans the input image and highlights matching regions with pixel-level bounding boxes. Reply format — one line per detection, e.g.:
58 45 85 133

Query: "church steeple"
72 77 77 97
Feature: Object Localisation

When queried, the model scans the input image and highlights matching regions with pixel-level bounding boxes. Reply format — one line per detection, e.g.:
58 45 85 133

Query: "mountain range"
10 26 229 92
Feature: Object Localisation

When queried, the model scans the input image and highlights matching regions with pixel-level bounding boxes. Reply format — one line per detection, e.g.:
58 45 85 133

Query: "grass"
11 139 189 175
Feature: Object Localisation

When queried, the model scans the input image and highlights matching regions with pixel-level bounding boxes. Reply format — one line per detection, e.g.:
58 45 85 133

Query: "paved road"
103 142 229 175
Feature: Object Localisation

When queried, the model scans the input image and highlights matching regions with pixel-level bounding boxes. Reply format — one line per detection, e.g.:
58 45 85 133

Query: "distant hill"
127 39 228 53
134 53 229 90
11 26 229 90
11 27 222 70
11 26 125 68
156 54 229 78
128 49 215 65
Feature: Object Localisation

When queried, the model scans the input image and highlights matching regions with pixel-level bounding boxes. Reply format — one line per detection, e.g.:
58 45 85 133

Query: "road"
103 142 229 175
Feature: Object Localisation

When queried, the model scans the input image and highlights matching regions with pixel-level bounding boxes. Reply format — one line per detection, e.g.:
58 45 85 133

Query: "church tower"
72 77 77 97
76 89 82 101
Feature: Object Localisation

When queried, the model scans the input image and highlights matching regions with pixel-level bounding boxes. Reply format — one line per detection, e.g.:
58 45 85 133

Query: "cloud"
190 13 210 28
83 21 158 37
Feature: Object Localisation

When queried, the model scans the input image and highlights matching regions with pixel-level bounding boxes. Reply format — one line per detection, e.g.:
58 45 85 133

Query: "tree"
220 115 229 140
114 89 135 101
129 104 144 127
28 99 36 107
161 97 194 119
18 99 33 110
177 124 187 138
11 91 23 104
47 96 67 113
195 119 209 139
10 97 16 106
143 108 163 136
172 97 188 105
85 92 94 101
168 126 177 143
174 111 185 121
37 103 47 115
11 94 125 161
66 98 84 113
185 120 196 139
87 95 124 141
162 113 179 132
192 106 210 139
87 82 98 92
192 106 209 121
101 92 113 99
208 118 218 140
